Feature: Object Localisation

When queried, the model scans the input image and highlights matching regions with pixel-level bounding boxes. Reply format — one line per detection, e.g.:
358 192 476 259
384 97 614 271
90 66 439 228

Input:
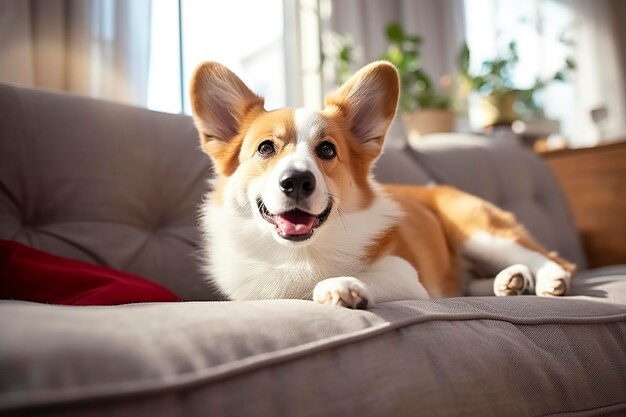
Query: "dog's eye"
316 141 336 160
257 140 276 158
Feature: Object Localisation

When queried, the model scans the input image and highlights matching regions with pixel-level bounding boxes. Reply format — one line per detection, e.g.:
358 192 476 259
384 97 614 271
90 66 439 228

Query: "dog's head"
190 61 399 246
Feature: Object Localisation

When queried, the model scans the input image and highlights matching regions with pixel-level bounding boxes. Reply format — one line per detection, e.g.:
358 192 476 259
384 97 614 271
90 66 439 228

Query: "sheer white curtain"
0 0 151 106
328 0 465 146
570 0 626 146
329 0 465 86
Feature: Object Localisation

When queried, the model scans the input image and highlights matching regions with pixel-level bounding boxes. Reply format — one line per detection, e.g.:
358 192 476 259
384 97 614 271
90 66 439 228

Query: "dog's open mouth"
257 199 332 242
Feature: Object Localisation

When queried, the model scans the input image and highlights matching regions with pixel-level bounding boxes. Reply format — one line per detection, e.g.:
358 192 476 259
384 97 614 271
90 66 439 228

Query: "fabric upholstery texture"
0 83 214 301
373 145 433 185
2 285 626 416
1 84 625 416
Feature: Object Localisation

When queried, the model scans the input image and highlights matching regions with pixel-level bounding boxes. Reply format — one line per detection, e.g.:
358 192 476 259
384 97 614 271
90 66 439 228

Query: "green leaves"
327 32 356 85
381 22 451 112
458 39 574 102
385 23 404 43
385 23 422 46
459 43 471 75
507 41 519 64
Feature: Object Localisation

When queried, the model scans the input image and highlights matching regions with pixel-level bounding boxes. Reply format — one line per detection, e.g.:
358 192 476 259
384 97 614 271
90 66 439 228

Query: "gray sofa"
1 83 625 417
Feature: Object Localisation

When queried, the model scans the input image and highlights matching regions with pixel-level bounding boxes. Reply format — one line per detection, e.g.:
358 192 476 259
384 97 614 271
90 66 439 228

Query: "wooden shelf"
544 141 626 267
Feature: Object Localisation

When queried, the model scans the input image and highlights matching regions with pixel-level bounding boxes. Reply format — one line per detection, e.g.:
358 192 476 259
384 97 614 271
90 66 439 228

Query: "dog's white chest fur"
200 190 399 300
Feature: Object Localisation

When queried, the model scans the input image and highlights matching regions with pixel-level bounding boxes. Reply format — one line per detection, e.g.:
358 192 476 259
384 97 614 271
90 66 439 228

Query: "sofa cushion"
2 269 625 417
572 266 626 302
0 84 214 301
373 146 433 185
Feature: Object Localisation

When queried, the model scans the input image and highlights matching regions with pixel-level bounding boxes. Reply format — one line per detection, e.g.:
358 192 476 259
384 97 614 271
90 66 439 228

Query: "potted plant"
324 32 358 86
380 23 455 144
458 41 575 129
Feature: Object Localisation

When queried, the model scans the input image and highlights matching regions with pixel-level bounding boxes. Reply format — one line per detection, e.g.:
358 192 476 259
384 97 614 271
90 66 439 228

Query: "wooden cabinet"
544 141 626 267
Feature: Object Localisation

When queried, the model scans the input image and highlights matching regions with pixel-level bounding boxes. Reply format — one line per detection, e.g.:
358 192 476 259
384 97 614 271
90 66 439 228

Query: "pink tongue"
275 210 316 235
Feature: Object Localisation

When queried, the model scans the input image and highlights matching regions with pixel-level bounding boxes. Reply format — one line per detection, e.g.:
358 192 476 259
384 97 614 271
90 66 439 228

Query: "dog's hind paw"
535 262 571 297
313 277 372 309
494 264 534 296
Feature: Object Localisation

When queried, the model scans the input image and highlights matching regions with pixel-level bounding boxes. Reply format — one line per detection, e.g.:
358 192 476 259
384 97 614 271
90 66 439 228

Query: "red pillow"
0 240 181 305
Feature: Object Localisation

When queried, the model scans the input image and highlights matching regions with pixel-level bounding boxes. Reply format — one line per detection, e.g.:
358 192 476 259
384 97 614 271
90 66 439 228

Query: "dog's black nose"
279 170 316 199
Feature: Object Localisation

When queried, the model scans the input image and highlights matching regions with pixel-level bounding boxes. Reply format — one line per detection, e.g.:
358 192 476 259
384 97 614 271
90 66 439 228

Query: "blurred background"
1 0 624 150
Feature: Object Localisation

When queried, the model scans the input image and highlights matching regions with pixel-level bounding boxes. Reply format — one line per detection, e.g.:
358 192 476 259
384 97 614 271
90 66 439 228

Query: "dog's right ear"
190 62 265 175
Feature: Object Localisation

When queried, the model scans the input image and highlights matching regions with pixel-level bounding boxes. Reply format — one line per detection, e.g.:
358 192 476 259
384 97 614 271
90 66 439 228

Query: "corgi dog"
190 61 575 308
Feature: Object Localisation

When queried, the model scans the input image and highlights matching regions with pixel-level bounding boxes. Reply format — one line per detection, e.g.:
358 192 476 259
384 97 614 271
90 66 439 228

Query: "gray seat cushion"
2 269 626 417
572 266 626 301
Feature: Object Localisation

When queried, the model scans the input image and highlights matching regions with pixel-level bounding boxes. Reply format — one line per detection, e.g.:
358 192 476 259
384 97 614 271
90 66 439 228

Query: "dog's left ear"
324 61 399 156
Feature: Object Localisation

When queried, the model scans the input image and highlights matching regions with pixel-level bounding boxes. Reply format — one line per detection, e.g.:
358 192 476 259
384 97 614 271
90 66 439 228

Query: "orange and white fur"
190 61 575 308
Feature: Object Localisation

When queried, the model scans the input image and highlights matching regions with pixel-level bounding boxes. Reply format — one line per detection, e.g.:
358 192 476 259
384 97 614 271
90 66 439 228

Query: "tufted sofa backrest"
388 134 587 269
0 84 216 300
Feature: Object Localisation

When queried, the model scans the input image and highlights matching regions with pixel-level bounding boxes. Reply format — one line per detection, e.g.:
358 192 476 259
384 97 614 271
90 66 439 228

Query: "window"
147 0 287 114
147 0 182 113
464 0 576 137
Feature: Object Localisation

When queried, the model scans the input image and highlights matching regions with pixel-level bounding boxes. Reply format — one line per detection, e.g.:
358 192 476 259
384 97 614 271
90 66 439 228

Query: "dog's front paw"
313 277 372 309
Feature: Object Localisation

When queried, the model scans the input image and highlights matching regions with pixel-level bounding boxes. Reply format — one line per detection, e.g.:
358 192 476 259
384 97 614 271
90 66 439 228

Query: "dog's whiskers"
327 192 348 233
